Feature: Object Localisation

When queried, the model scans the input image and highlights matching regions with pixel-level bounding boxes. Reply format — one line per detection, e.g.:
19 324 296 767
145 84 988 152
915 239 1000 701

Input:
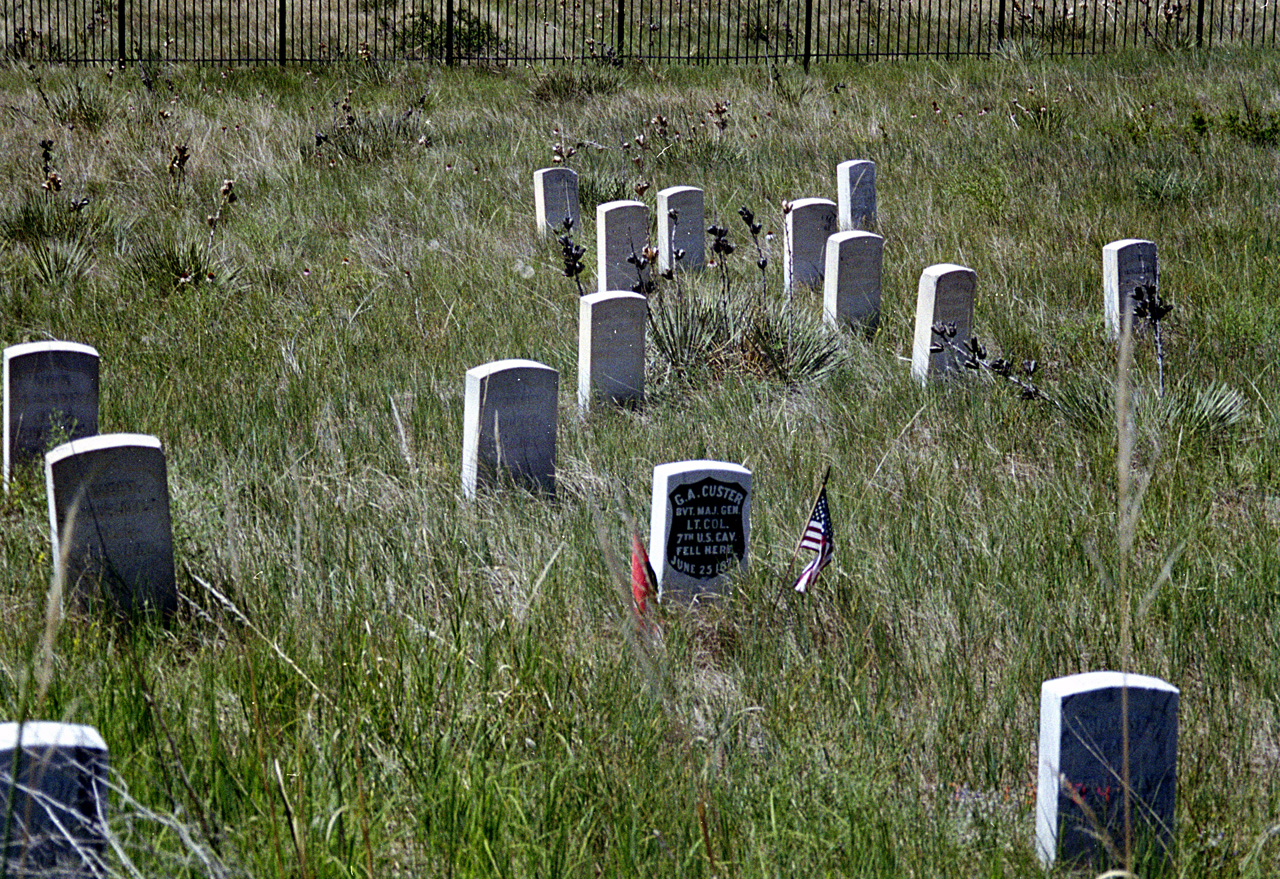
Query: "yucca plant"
126 232 240 295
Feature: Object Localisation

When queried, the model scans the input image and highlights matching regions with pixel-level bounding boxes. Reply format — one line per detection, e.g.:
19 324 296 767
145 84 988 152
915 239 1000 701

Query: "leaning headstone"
910 263 976 383
1036 671 1179 870
823 231 884 331
649 461 751 602
533 167 580 235
656 186 706 273
578 291 647 410
784 198 837 293
0 721 108 876
4 341 100 492
837 159 877 231
462 359 558 498
597 200 650 293
1103 239 1157 338
45 433 177 617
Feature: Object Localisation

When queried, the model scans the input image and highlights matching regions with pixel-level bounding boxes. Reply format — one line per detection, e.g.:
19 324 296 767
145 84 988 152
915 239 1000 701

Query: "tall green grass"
0 48 1278 876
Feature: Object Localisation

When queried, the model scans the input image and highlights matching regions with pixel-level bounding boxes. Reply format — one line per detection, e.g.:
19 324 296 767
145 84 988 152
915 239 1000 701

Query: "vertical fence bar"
802 0 812 69
446 0 454 64
278 0 285 62
118 0 127 61
615 0 624 56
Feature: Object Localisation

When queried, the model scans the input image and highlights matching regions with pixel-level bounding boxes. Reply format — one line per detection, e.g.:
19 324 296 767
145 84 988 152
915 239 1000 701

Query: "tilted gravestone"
1103 239 1158 339
578 291 647 411
462 359 558 498
533 167 580 236
4 341 100 492
784 198 838 293
648 461 751 602
656 186 706 274
45 433 177 617
597 200 650 293
0 721 108 877
910 263 976 383
837 159 877 231
823 230 883 332
1036 671 1179 870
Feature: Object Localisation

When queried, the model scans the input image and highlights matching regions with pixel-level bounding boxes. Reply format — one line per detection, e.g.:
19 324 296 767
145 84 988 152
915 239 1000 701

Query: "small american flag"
793 487 833 593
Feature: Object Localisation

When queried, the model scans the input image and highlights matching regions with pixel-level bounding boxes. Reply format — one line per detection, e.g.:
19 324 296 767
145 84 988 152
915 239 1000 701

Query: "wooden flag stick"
770 465 831 611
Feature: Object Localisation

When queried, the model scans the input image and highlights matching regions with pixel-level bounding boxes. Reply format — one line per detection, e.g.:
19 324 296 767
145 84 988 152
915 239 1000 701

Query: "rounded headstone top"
1042 670 1179 697
827 230 884 245
45 432 162 467
597 199 647 212
4 341 100 361
1104 238 1156 250
466 359 556 380
922 263 975 278
0 721 107 753
654 460 751 478
788 197 836 210
581 291 647 305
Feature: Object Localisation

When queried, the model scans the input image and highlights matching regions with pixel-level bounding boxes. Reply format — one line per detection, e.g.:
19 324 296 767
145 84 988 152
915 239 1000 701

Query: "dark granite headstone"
648 461 751 601
3 341 99 491
45 433 177 617
1036 671 1179 869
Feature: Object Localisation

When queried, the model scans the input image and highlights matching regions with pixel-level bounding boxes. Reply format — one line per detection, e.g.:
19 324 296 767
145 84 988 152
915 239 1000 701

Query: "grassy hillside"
1 47 1279 877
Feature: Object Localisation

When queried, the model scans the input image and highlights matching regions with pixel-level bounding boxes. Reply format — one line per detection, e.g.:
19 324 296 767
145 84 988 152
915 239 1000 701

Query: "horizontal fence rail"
1 0 1275 65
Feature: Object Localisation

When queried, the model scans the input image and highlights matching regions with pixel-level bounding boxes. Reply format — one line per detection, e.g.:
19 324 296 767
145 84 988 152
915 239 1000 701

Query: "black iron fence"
2 0 1276 65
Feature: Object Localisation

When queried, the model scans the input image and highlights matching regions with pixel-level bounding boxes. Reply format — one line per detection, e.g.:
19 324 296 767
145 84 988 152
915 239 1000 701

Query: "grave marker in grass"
911 263 976 382
649 461 751 602
45 433 177 617
1036 671 1178 870
597 200 650 293
656 186 705 273
823 230 883 331
0 721 108 876
1103 239 1157 339
533 167 580 235
837 159 877 231
4 341 99 492
784 198 837 293
462 359 558 498
578 291 646 411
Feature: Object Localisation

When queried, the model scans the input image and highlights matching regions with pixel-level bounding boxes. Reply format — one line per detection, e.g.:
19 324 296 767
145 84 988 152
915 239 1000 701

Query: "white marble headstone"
4 341 100 492
578 291 647 411
462 359 558 498
0 721 108 874
649 460 751 602
597 200 650 293
784 198 837 293
45 433 177 617
1037 671 1178 869
533 167 580 235
910 263 976 383
656 186 705 273
837 159 877 231
1103 239 1157 338
823 231 883 331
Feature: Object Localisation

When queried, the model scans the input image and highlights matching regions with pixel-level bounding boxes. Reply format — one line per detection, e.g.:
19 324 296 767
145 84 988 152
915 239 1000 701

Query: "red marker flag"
631 532 658 622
